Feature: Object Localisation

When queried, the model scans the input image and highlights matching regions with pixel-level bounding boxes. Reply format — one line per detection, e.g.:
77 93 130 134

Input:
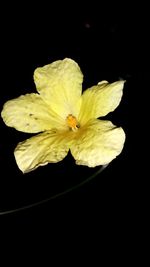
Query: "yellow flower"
1 58 126 173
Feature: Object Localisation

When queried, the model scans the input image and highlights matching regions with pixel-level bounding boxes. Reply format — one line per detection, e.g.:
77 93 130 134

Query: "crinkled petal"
79 80 125 126
14 130 71 173
34 58 83 119
70 119 125 167
1 93 66 133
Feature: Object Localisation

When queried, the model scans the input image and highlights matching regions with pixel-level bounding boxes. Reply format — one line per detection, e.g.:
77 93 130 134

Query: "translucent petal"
14 130 71 173
79 80 125 126
34 58 83 119
1 93 66 133
70 119 125 167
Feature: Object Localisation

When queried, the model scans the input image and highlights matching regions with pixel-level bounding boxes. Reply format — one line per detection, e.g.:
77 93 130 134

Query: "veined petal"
34 58 83 119
14 130 71 173
79 80 125 126
70 119 125 167
1 93 66 133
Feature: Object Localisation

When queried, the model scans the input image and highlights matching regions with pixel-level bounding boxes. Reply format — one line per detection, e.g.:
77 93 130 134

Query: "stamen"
66 114 79 131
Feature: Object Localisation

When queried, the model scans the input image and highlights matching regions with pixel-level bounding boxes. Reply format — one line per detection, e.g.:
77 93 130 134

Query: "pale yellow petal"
1 93 66 133
79 80 125 126
70 119 125 167
14 130 71 173
34 58 83 119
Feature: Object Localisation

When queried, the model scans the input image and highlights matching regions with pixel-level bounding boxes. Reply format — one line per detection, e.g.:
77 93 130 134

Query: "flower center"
66 114 79 131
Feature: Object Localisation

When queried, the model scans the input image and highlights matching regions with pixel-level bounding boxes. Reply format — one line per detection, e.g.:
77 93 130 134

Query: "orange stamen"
66 114 79 130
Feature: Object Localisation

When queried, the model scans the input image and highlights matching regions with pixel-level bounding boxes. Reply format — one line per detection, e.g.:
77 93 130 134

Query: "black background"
0 3 147 227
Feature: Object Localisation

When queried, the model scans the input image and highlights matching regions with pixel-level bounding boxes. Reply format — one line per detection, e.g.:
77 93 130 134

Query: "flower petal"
34 58 83 119
14 130 71 173
70 119 125 167
79 80 125 126
1 93 66 133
